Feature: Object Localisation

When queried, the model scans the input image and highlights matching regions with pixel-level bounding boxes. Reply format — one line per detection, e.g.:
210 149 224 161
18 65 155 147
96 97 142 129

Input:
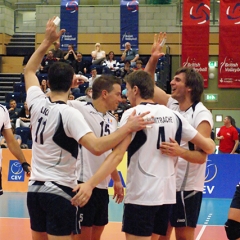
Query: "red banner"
182 0 210 88
218 0 240 88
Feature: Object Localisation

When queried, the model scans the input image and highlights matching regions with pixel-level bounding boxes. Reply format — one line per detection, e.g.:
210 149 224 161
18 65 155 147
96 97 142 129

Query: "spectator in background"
229 117 240 154
88 68 101 87
40 79 50 94
121 42 139 67
75 87 93 103
39 50 57 73
8 99 21 127
15 101 31 128
91 43 106 65
117 60 133 82
102 51 120 75
51 41 64 61
64 44 77 66
0 128 22 148
134 60 144 71
68 94 75 100
73 52 88 75
216 116 239 154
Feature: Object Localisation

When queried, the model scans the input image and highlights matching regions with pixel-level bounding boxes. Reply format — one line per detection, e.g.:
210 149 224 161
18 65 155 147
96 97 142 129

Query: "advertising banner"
120 0 139 50
203 154 239 198
60 0 79 51
218 0 240 88
182 0 210 88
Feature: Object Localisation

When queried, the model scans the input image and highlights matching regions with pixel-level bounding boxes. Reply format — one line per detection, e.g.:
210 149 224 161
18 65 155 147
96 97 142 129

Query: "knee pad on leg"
225 219 240 240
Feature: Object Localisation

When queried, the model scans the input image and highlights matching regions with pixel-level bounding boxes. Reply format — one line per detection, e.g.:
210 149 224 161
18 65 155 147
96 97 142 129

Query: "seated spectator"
68 94 75 100
75 87 93 102
8 99 21 127
15 101 31 128
40 79 50 94
102 51 120 75
88 68 101 87
39 50 57 73
134 60 144 71
91 43 106 65
0 128 21 148
116 60 134 81
51 41 64 61
64 44 77 65
121 42 139 67
73 52 88 74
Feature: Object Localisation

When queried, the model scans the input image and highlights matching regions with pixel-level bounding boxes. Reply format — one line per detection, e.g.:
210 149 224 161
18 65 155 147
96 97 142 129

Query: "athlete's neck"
49 91 68 103
136 98 154 105
178 98 193 112
92 99 108 114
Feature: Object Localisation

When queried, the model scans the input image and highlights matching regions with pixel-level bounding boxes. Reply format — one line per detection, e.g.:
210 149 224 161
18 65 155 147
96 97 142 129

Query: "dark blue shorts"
230 183 240 209
170 190 202 228
27 181 81 236
122 203 171 237
78 181 109 227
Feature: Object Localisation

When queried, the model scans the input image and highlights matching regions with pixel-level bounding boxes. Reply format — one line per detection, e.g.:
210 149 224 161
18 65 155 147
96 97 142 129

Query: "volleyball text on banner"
218 0 240 88
182 0 210 88
60 0 79 51
120 0 139 50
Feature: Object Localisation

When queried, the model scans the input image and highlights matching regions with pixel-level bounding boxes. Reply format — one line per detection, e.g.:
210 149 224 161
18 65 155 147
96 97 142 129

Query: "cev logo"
205 159 218 183
8 160 25 182
226 3 240 24
66 0 78 13
11 162 23 175
190 3 210 24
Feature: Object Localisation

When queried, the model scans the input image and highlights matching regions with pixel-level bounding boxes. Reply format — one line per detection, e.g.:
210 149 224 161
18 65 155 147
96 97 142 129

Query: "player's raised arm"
144 32 170 106
24 17 65 91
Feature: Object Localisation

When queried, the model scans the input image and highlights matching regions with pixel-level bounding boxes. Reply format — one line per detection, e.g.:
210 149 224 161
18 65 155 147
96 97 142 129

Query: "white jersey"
120 103 198 206
0 104 12 166
27 86 92 189
167 97 213 191
68 100 118 189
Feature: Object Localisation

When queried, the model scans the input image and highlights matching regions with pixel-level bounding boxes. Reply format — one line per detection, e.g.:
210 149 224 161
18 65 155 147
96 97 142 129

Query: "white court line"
196 213 212 240
196 225 207 240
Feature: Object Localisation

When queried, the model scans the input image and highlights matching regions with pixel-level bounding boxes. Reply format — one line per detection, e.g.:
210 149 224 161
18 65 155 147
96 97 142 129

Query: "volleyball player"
68 75 124 240
71 70 215 240
24 17 151 240
145 33 214 240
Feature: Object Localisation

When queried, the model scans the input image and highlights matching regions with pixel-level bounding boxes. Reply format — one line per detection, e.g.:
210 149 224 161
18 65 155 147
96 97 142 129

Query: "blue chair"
5 92 21 103
14 83 26 93
15 127 31 145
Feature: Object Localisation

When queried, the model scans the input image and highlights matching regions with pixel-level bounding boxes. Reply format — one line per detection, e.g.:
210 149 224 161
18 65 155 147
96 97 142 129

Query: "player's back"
120 103 197 205
27 86 91 188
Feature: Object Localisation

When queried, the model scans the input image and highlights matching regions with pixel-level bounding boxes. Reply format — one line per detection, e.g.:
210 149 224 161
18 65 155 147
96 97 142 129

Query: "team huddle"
0 17 238 240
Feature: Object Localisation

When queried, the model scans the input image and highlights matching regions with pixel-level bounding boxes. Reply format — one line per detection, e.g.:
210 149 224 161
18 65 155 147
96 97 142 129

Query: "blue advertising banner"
8 160 25 182
60 0 79 51
203 154 239 198
120 0 139 50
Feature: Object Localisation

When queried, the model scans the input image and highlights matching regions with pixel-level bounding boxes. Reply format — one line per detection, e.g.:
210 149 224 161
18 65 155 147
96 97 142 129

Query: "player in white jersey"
71 70 215 240
144 33 214 240
68 75 124 240
0 104 31 196
24 17 153 240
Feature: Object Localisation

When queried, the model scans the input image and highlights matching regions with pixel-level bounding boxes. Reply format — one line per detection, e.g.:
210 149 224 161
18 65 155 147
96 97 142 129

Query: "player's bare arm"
78 110 153 156
24 17 66 91
144 32 170 106
72 134 132 207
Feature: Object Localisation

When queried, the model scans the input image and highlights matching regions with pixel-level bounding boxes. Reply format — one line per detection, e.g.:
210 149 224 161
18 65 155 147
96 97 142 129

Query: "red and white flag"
218 0 240 88
182 0 210 88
